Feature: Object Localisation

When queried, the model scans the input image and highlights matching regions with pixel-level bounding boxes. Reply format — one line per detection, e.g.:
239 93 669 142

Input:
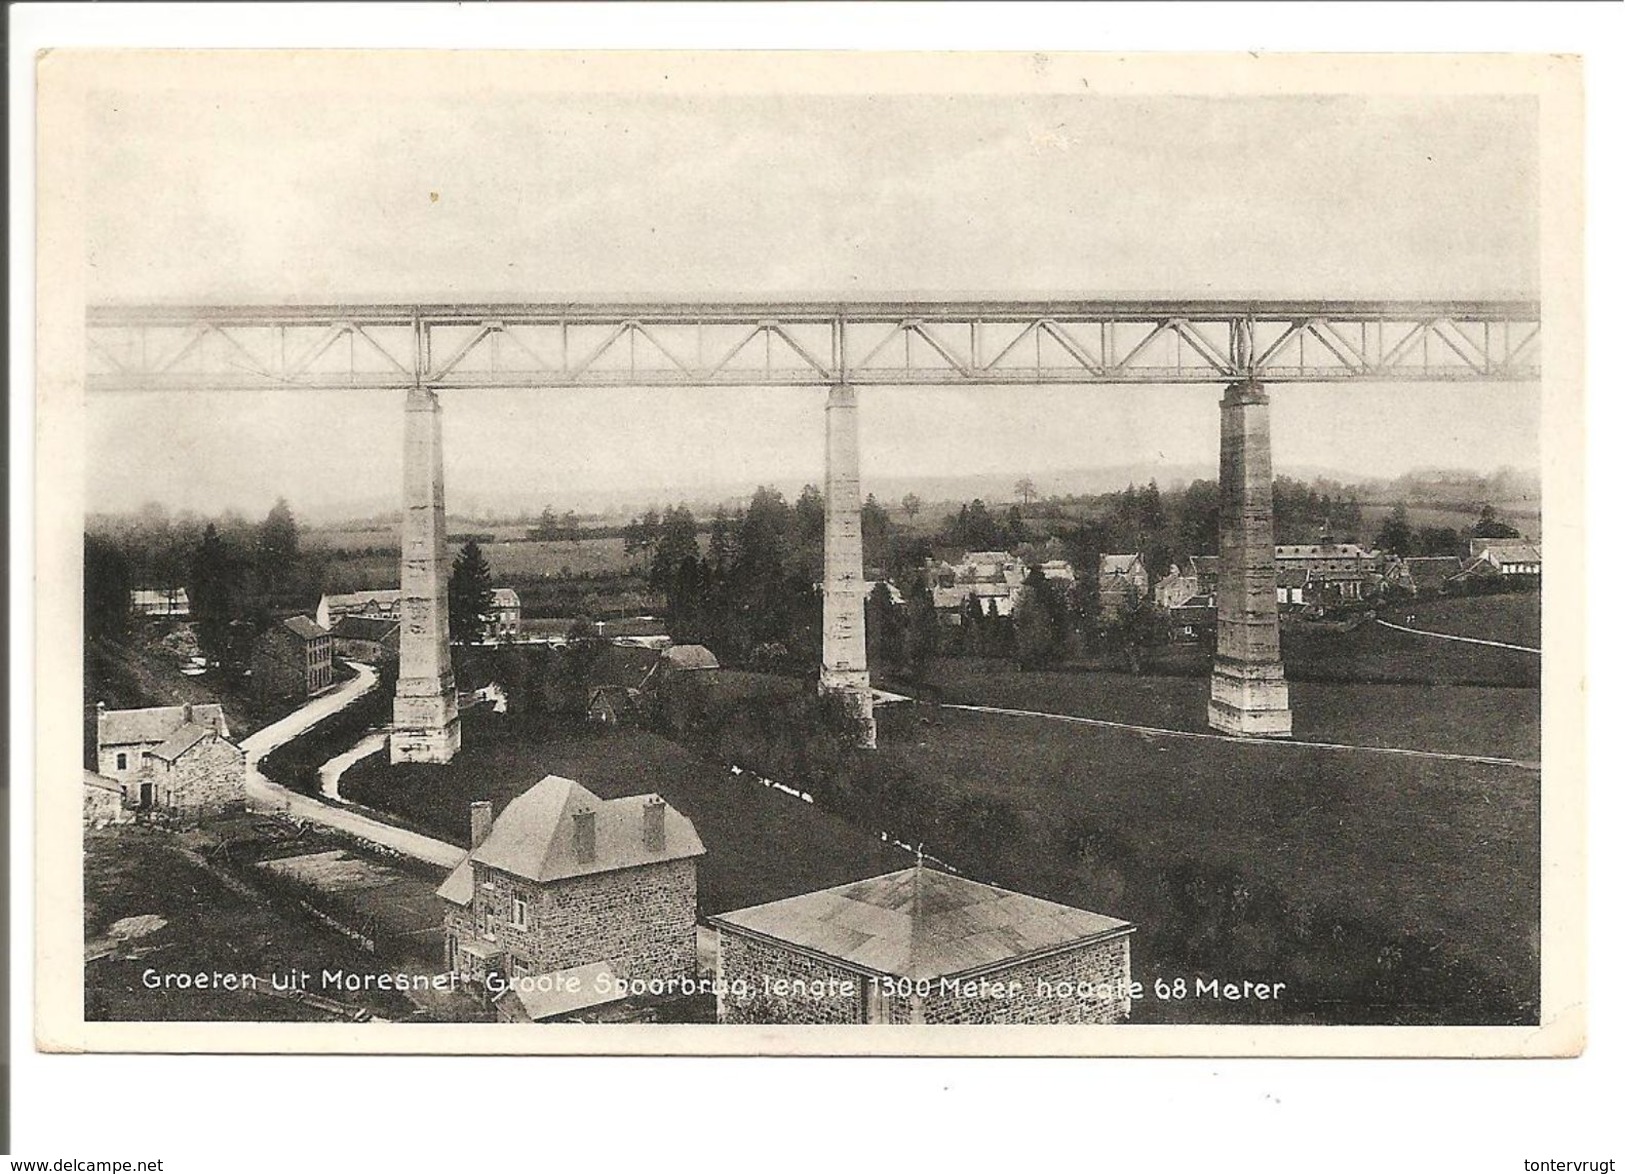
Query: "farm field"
921 664 1538 762
341 714 903 917
876 704 1539 1023
1398 592 1542 649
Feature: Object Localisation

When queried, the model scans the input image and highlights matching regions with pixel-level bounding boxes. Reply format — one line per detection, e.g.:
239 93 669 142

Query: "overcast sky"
83 78 1541 519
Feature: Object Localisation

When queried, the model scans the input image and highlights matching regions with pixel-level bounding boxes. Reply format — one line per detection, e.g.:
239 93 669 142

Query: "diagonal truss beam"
84 298 1541 391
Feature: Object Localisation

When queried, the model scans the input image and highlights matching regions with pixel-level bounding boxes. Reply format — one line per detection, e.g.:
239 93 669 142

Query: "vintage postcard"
33 49 1584 1055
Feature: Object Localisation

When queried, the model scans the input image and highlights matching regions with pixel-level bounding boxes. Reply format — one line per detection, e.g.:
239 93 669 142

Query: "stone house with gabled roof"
711 866 1136 1025
94 702 245 820
437 775 705 1019
96 702 229 782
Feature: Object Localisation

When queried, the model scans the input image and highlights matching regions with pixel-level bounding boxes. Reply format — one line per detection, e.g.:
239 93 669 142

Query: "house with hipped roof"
437 775 705 1022
94 702 245 820
711 866 1136 1025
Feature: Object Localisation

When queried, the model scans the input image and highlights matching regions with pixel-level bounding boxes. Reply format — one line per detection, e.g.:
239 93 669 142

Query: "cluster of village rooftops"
918 534 1539 640
85 696 1137 1025
130 534 1541 690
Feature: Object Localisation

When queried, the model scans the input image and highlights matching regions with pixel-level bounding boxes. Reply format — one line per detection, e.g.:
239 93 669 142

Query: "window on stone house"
512 896 528 929
116 752 127 771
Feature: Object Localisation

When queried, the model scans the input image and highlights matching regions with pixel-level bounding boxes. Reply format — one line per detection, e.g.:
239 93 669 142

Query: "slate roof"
282 615 329 641
1404 556 1463 588
588 644 662 690
1484 543 1542 566
1275 543 1374 560
711 867 1134 982
1100 553 1144 576
147 722 216 763
1277 568 1310 589
436 776 705 905
329 615 401 642
83 769 122 794
323 589 401 609
97 703 229 747
491 588 522 609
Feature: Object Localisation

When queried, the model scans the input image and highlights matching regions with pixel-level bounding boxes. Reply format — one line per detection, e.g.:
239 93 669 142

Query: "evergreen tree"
1014 566 1064 669
903 573 939 679
650 506 700 595
1377 503 1416 557
448 540 495 644
1472 505 1522 540
866 581 906 667
84 535 133 641
189 524 238 665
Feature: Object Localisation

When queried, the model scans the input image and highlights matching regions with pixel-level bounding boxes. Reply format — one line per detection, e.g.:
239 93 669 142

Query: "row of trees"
85 499 317 668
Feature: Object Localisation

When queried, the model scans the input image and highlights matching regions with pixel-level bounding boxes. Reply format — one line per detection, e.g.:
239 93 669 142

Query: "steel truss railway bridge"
87 297 1541 757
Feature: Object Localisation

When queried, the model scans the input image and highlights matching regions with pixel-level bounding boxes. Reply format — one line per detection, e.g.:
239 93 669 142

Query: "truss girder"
84 299 1540 392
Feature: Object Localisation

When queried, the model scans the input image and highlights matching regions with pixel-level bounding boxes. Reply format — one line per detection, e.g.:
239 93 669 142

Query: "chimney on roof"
470 800 494 849
642 796 667 853
182 703 193 724
572 808 596 863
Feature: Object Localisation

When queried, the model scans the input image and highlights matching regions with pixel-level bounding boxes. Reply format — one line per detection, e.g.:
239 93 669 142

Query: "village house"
1036 559 1076 585
1168 596 1217 644
252 616 334 700
83 769 132 827
1154 563 1200 609
1186 554 1221 595
97 701 228 782
1466 539 1542 579
1098 553 1150 612
1276 567 1309 608
487 587 523 640
586 684 642 727
436 776 706 1022
1275 539 1384 605
328 615 400 664
316 588 402 630
712 865 1136 1025
1403 555 1465 596
94 702 246 819
129 587 191 619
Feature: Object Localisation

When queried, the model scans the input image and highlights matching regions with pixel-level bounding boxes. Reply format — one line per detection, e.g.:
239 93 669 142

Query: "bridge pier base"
1208 380 1293 738
819 384 876 749
392 386 461 764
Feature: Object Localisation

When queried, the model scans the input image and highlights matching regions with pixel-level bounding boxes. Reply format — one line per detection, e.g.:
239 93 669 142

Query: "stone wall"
447 857 697 986
912 935 1134 1025
715 930 1135 1025
715 929 870 1024
149 736 247 820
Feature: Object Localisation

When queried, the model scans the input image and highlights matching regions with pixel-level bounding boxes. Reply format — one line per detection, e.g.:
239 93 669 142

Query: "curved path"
1375 618 1540 655
241 662 464 869
941 702 1539 771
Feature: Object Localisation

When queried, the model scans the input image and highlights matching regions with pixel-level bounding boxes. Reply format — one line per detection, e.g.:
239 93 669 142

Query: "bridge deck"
85 298 1540 391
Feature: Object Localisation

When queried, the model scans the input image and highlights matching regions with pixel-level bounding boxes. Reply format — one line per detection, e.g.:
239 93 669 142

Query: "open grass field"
341 713 903 917
1399 592 1542 649
877 704 1539 1023
1279 612 1537 688
920 662 1538 762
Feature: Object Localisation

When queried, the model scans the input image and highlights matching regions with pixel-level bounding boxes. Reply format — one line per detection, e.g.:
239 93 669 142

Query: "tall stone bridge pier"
86 297 1541 758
